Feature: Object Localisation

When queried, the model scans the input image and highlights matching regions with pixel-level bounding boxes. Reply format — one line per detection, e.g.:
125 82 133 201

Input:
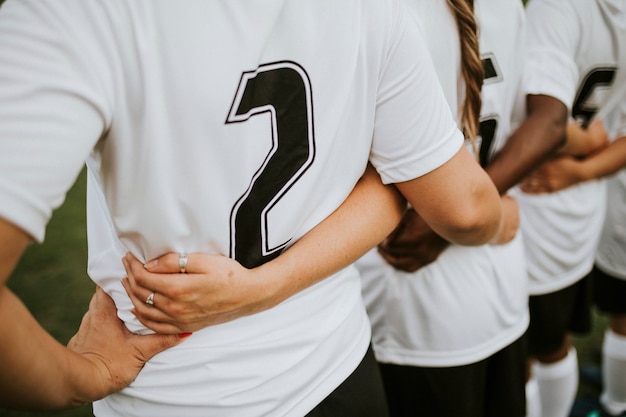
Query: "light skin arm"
377 95 567 272
0 219 184 411
521 134 626 194
520 119 619 193
378 194 518 272
558 118 609 157
122 163 407 333
122 146 504 334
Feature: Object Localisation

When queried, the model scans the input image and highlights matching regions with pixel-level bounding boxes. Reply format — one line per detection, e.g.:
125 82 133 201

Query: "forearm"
560 120 609 157
576 136 626 181
1 218 180 409
0 220 95 409
486 95 567 194
255 165 405 305
397 147 503 246
0 287 96 410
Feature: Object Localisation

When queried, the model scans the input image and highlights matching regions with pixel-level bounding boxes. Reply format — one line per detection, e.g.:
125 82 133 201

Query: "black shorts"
591 265 626 315
378 335 527 417
305 345 389 417
527 276 592 357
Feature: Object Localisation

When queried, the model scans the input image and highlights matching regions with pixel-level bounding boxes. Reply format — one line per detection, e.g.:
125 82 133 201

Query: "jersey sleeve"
369 1 463 185
523 0 580 111
0 0 112 242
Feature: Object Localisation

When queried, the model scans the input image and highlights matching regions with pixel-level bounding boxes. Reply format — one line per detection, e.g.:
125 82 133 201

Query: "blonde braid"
447 0 483 148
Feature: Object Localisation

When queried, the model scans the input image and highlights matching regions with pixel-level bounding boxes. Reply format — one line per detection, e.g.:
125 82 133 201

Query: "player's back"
0 1 462 415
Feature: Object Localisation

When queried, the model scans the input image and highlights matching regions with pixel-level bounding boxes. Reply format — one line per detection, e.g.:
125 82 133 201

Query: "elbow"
439 179 504 246
445 203 503 246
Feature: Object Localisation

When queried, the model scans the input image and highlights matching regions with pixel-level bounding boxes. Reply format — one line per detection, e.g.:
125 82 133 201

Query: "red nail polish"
178 332 193 338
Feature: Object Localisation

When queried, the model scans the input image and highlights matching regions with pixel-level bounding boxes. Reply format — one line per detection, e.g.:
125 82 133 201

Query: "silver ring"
145 292 155 306
179 253 188 274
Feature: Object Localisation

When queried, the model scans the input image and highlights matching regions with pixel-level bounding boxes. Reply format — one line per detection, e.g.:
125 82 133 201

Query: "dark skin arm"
486 95 568 194
379 94 568 272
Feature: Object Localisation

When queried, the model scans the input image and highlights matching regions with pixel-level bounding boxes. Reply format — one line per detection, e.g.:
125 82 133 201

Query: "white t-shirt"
0 1 463 416
595 101 626 281
511 0 626 295
358 0 529 368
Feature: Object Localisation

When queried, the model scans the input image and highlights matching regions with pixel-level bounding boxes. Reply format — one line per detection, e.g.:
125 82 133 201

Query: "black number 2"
226 61 316 268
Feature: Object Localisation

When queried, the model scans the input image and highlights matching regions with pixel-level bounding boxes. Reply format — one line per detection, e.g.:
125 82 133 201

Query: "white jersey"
511 0 626 295
595 101 626 281
0 1 463 416
358 0 529 368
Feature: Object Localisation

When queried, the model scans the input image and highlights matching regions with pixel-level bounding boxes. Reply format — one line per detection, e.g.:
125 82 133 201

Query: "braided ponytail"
447 0 483 149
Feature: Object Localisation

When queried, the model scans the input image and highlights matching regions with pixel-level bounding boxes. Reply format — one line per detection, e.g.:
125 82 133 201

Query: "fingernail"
178 332 193 339
145 260 157 269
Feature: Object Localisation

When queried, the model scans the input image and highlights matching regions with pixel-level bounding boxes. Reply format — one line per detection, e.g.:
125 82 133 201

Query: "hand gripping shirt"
0 1 462 416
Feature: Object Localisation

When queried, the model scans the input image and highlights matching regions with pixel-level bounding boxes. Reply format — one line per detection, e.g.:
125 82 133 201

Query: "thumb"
142 252 187 274
130 332 189 362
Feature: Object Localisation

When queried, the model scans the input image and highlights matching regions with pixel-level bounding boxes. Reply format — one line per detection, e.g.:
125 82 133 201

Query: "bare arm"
0 219 183 410
572 135 626 179
486 94 568 194
559 119 609 157
122 146 503 334
122 164 407 333
396 146 503 246
521 135 626 194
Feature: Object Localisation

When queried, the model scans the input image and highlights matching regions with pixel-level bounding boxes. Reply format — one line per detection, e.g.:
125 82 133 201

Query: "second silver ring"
179 253 188 274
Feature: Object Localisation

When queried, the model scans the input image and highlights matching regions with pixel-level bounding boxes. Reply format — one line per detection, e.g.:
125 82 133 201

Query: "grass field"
0 167 611 417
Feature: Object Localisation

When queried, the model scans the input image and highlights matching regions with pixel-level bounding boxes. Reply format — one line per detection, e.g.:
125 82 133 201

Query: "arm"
395 145 504 246
521 134 626 194
559 118 609 157
122 164 407 333
378 193 519 272
377 96 564 272
381 95 567 271
0 219 183 411
122 147 503 334
485 94 568 194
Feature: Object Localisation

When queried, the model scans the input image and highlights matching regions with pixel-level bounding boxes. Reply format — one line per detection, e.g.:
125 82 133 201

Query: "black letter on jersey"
226 62 316 268
478 53 502 167
572 67 616 127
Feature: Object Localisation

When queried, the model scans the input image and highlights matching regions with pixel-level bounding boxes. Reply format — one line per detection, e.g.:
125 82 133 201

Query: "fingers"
141 252 199 274
378 252 423 272
122 253 187 297
120 278 178 322
131 332 186 362
520 171 548 194
91 286 121 321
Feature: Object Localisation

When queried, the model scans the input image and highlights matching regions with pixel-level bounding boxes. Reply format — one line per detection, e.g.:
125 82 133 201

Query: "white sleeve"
0 0 111 241
369 0 463 185
524 0 580 111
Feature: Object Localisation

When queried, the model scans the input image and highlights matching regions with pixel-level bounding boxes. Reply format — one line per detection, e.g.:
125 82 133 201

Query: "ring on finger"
179 253 188 274
145 292 155 306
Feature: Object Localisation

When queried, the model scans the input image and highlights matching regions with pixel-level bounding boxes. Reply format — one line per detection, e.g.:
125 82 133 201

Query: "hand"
377 208 449 272
520 155 583 194
66 287 183 404
563 119 609 157
121 252 263 334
